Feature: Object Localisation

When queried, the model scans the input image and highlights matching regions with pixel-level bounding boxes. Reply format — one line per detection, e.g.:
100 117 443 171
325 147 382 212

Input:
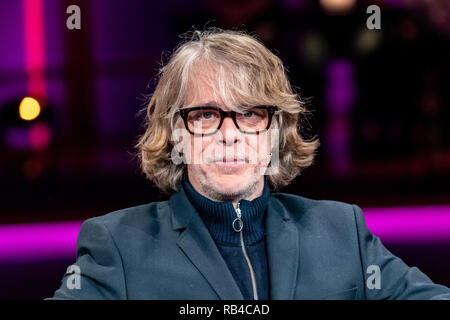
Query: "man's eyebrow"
195 101 219 107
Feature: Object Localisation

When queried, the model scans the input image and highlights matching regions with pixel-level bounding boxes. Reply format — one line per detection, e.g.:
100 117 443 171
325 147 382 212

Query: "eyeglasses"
177 105 277 136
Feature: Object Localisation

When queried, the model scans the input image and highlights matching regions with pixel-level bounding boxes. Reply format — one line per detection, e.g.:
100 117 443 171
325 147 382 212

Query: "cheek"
245 137 257 155
188 136 214 159
200 136 214 152
245 135 271 157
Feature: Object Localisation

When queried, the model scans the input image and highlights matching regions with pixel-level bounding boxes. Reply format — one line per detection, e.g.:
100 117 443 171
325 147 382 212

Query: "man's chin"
208 177 252 197
210 162 247 175
211 175 245 185
213 183 243 194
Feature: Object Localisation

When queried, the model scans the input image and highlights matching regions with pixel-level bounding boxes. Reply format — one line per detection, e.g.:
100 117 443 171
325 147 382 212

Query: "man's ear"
263 126 280 175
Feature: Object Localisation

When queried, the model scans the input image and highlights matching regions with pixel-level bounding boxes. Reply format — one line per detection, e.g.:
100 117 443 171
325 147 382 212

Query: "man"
49 28 450 299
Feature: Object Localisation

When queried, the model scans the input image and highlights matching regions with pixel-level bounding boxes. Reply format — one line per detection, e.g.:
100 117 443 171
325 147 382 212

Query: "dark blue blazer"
48 187 450 299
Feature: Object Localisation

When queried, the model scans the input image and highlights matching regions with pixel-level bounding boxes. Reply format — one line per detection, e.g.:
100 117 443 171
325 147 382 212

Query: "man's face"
176 65 273 202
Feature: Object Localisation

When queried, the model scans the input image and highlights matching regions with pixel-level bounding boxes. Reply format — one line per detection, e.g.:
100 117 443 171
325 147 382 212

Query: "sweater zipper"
232 201 259 300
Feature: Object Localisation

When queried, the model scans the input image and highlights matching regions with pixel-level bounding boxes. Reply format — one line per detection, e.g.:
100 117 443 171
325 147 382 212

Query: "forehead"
184 63 223 108
182 60 269 112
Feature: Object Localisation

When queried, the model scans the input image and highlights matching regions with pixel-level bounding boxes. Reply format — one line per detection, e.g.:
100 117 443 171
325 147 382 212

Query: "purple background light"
364 205 450 244
1 205 449 263
324 59 356 175
5 127 30 150
325 60 356 116
0 220 82 263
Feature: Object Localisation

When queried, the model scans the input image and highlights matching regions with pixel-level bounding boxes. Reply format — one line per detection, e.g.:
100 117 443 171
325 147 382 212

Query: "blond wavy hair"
136 28 320 194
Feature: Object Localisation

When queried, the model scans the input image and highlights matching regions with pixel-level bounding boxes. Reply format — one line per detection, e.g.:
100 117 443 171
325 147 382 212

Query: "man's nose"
218 116 240 145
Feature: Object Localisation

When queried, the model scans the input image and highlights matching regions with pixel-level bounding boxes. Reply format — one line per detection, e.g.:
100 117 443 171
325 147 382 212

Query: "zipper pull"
232 201 243 232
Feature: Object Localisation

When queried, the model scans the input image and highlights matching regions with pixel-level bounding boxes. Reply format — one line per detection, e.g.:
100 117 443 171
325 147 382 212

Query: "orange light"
19 97 41 121
320 0 356 14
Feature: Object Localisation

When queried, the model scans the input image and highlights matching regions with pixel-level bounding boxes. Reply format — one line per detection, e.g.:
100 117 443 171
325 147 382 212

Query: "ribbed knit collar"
182 176 270 246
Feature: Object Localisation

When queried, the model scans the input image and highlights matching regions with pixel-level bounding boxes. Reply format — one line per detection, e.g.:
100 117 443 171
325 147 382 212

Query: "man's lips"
213 158 246 164
211 159 247 172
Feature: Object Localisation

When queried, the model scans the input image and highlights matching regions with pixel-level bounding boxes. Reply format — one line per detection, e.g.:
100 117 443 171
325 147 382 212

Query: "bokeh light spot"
19 97 41 121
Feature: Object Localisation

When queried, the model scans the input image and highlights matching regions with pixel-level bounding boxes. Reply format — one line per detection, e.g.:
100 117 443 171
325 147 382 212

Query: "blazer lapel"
266 196 300 299
169 187 244 300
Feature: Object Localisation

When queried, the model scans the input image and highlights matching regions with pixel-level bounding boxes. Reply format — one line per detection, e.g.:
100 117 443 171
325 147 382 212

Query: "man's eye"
202 112 213 119
243 111 254 117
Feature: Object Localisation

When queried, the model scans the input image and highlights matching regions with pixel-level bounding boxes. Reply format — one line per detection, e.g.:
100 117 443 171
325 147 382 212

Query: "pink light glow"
23 0 47 98
0 221 82 263
30 122 51 150
363 205 450 243
0 205 450 263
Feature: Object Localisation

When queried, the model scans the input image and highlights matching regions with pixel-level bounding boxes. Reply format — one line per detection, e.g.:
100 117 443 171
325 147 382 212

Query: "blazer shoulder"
271 192 356 222
82 200 171 233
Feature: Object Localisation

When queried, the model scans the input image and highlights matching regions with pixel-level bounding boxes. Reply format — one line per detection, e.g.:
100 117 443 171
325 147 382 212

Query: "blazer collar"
169 185 300 300
169 186 244 299
265 194 300 299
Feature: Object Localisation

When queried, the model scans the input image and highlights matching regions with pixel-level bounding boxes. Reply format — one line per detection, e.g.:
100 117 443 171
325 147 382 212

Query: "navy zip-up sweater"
182 177 270 300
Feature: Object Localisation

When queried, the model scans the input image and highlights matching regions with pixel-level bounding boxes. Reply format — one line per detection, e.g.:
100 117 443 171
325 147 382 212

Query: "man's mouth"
215 157 246 164
209 157 247 173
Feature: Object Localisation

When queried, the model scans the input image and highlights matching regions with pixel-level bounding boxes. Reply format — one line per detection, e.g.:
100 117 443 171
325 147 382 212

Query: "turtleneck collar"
181 175 270 246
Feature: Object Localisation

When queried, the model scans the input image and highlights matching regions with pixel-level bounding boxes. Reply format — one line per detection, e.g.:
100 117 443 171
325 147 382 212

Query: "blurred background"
0 0 449 299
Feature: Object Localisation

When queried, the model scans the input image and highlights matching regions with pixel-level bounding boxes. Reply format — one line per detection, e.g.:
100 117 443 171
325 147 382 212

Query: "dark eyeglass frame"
177 105 277 136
